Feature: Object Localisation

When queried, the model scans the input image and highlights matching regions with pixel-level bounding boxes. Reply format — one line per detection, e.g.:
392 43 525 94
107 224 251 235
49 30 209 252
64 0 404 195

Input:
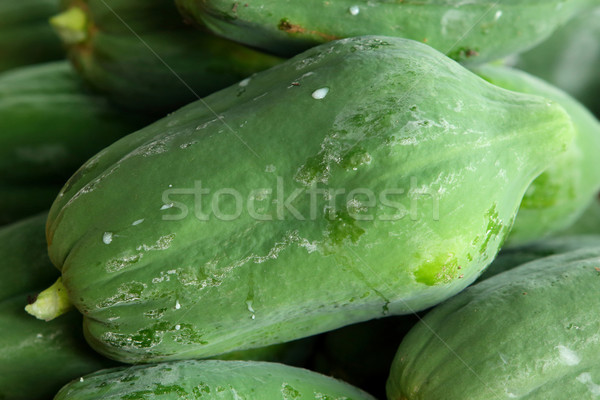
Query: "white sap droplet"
349 5 360 15
312 88 329 100
160 203 173 210
494 10 503 20
557 345 580 366
79 377 84 383
251 314 256 320
175 324 181 330
132 219 144 226
102 232 113 244
36 333 43 339
239 77 251 87
246 300 255 313
175 300 181 310
168 184 173 188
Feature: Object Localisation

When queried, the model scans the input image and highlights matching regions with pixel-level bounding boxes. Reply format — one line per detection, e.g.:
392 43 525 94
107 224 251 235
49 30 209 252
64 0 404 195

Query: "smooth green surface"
46 37 572 363
388 246 600 399
478 234 600 282
0 293 116 400
55 0 283 115
0 61 151 223
556 195 600 236
54 359 376 399
473 64 600 245
0 0 63 72
0 212 57 300
176 0 593 62
513 6 600 116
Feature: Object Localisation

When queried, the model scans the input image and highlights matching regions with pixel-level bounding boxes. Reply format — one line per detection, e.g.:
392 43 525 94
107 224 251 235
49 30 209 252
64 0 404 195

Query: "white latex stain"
102 232 113 244
312 88 330 99
557 345 581 366
577 373 600 396
349 5 360 15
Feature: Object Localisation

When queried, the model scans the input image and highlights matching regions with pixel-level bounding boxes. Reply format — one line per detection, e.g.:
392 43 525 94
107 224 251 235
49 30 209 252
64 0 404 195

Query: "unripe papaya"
512 6 600 116
387 245 600 400
472 64 600 245
0 0 63 72
0 213 117 400
0 293 118 400
176 0 595 62
0 213 57 300
54 360 376 399
35 37 573 363
478 234 600 282
51 0 283 115
0 61 151 224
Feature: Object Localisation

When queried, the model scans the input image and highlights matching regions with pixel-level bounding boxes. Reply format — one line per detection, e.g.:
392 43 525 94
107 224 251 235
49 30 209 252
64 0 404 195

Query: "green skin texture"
0 0 63 72
477 234 600 282
0 61 151 224
45 37 573 363
0 212 115 399
387 246 600 400
56 0 283 115
54 360 376 399
0 212 58 300
473 64 600 245
175 0 594 62
556 196 600 236
513 6 600 116
0 293 117 400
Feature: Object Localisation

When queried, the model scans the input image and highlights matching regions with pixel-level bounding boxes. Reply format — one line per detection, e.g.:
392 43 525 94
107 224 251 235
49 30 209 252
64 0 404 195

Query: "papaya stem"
50 7 89 45
25 277 73 321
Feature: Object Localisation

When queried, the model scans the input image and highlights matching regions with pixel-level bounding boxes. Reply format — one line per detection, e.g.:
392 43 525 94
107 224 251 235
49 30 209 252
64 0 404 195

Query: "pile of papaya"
1 0 600 399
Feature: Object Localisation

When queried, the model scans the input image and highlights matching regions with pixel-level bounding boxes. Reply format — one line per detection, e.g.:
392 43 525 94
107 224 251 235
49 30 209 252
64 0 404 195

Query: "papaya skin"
51 0 283 115
176 0 595 62
54 360 376 399
473 64 600 245
40 37 573 363
387 245 600 399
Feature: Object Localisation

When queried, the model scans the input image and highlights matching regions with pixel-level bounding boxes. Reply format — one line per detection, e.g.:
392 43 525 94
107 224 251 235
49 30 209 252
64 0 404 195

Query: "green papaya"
51 0 283 115
387 245 600 400
472 64 600 245
0 0 63 72
54 360 376 399
175 0 594 62
34 37 573 363
0 61 151 224
477 234 600 282
512 6 600 116
555 194 600 236
0 212 58 300
0 293 117 400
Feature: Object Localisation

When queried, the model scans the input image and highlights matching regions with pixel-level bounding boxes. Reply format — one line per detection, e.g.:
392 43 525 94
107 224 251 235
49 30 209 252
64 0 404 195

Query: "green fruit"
0 61 151 224
478 234 600 282
0 293 117 400
51 0 283 115
513 6 600 116
0 212 57 300
556 195 600 236
54 359 376 399
0 0 63 72
0 212 115 399
176 0 594 62
36 37 573 363
387 245 600 400
473 64 600 245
